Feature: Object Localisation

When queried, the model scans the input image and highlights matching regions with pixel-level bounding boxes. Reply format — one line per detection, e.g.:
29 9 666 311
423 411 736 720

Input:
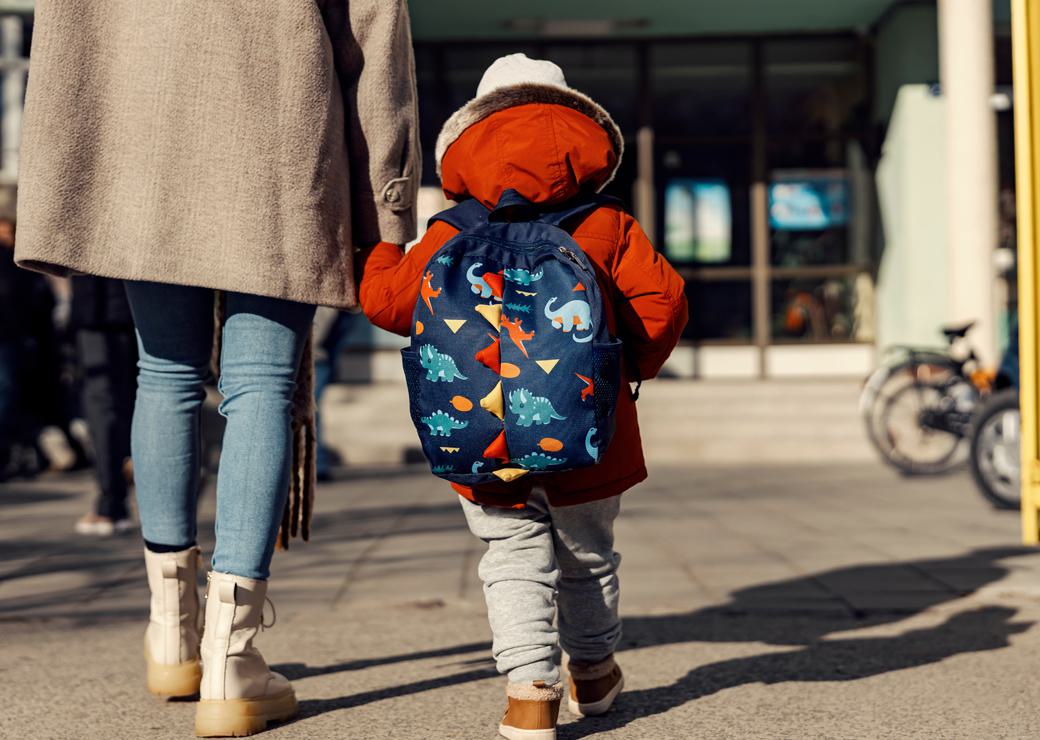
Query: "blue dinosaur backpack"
400 189 624 487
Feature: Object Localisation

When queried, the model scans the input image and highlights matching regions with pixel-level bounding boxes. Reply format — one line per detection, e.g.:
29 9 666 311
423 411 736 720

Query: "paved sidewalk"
3 462 1040 739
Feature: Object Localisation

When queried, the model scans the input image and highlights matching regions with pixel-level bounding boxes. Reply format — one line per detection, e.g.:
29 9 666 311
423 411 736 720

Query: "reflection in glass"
683 281 752 341
771 275 874 342
664 179 732 264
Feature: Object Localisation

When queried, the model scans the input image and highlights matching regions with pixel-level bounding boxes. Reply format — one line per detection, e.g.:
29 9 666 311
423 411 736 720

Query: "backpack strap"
428 198 491 232
486 188 624 232
535 193 624 230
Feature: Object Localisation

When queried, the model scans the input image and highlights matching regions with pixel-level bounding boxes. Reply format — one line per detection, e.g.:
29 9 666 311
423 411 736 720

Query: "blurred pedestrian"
312 307 360 481
14 1 419 735
0 217 87 478
359 54 687 740
70 276 138 536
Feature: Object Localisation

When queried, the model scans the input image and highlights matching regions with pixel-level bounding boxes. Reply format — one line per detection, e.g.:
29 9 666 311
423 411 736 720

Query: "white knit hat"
435 53 623 188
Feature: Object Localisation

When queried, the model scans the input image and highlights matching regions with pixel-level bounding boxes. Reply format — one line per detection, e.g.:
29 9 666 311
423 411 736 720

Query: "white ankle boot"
195 571 298 737
143 546 203 698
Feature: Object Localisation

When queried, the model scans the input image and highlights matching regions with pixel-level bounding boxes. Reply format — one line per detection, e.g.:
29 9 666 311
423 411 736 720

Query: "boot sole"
568 676 624 717
497 725 556 740
145 643 201 699
194 688 298 737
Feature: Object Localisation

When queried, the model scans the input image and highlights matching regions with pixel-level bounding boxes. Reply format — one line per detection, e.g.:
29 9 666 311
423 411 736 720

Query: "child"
359 54 688 740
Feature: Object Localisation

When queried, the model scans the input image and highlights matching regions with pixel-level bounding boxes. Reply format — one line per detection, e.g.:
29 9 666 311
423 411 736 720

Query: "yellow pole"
1012 0 1040 543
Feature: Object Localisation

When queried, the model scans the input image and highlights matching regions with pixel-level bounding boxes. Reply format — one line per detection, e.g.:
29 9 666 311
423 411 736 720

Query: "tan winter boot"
498 680 562 740
567 654 624 717
194 572 298 737
143 546 203 699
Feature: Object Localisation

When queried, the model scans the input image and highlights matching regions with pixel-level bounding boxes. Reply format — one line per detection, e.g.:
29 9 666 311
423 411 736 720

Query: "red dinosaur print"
420 271 441 314
501 315 535 358
576 373 594 400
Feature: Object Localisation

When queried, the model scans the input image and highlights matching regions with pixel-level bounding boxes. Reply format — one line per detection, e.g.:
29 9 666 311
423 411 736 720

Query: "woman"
15 1 419 736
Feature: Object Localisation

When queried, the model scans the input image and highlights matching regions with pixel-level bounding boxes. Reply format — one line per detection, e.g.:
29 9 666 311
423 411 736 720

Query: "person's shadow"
276 546 1036 734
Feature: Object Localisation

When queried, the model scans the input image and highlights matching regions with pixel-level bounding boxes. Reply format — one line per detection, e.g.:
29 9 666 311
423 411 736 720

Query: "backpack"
400 189 624 487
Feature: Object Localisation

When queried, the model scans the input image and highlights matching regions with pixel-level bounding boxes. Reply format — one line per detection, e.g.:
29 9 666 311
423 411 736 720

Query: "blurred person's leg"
0 340 18 473
124 281 214 551
211 292 315 580
313 308 353 479
75 327 137 532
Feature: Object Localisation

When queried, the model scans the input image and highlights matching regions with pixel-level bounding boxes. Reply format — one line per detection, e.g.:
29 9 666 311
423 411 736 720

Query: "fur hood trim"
567 654 618 681
435 83 624 190
506 681 564 702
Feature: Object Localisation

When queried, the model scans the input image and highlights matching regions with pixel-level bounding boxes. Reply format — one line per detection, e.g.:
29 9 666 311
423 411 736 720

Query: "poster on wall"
768 170 850 231
664 179 732 263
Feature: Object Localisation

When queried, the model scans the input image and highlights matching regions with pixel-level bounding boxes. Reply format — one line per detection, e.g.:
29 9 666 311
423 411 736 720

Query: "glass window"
652 42 752 137
657 141 751 266
770 275 873 342
763 39 865 137
769 169 851 266
684 281 752 342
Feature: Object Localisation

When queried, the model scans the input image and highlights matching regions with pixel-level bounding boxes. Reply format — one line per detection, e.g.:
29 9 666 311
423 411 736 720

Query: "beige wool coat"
15 0 420 309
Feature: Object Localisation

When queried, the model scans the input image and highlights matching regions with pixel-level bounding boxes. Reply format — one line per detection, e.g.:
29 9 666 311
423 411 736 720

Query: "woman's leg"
211 292 315 580
125 281 214 549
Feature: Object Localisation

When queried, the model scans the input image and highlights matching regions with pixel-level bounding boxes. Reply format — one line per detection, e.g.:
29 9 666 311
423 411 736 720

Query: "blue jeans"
125 282 315 579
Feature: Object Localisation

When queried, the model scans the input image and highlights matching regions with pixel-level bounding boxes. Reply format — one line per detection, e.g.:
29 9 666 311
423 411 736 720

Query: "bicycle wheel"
862 358 962 469
877 377 975 475
969 390 1021 510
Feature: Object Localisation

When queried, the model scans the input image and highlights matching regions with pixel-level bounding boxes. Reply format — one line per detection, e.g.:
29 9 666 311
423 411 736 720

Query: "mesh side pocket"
400 348 425 430
592 339 623 445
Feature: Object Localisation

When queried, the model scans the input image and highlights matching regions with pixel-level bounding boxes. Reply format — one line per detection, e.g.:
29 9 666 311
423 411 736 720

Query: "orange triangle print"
573 282 586 292
482 429 510 462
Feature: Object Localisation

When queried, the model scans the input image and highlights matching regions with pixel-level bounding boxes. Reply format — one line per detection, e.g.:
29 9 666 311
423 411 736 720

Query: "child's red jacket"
360 103 688 507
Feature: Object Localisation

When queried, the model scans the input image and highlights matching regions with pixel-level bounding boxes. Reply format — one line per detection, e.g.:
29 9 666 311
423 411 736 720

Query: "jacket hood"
439 102 621 210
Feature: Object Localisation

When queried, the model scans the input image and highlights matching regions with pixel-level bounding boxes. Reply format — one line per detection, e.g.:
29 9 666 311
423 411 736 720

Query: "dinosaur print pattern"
419 344 468 383
431 464 456 475
504 302 532 314
513 452 567 470
501 315 535 358
544 298 593 342
585 427 599 461
466 263 504 301
576 373 594 401
421 410 469 437
420 272 441 314
503 267 544 285
435 255 454 266
509 388 566 427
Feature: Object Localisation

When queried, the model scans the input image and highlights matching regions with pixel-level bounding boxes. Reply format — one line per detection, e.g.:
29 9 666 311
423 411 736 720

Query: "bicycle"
861 322 992 475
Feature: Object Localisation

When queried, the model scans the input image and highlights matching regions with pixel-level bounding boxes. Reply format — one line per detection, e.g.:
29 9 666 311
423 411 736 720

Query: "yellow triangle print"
444 319 467 334
439 446 460 454
475 304 503 329
492 467 529 482
517 290 537 298
480 381 505 420
535 359 559 374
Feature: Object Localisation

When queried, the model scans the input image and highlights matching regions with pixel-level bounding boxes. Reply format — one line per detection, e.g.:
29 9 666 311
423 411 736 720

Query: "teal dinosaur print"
503 267 543 285
508 388 566 427
431 464 456 474
419 344 468 383
421 410 468 437
471 461 484 474
585 427 599 462
514 452 567 470
504 302 532 314
435 255 454 266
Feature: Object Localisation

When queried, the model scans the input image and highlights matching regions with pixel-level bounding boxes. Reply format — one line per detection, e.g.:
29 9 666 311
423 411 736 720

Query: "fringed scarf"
213 292 316 550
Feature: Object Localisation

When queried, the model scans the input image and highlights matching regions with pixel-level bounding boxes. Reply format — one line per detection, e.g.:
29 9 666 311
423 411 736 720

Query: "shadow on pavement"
284 547 1037 733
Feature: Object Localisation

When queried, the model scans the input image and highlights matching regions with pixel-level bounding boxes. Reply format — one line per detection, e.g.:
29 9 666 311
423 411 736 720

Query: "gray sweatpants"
459 489 622 685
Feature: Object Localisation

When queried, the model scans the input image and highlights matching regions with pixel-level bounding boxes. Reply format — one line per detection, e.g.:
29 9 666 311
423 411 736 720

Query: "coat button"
385 188 401 203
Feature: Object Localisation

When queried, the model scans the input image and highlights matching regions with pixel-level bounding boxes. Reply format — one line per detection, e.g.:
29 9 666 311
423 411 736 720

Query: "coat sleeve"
322 0 421 246
610 212 689 381
358 221 458 336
